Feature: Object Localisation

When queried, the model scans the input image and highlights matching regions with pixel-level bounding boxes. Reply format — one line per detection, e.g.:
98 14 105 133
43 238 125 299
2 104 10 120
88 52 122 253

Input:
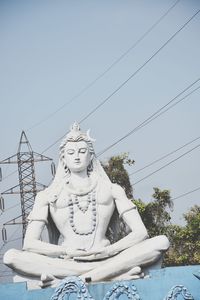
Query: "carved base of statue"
1 265 199 299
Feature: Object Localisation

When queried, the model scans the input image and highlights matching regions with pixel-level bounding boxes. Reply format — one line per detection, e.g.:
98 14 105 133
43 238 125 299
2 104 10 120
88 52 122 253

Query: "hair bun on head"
60 122 95 146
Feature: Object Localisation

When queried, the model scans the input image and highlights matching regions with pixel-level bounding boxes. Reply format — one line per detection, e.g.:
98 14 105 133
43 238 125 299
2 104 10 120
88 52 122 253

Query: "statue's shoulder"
111 183 126 198
28 189 51 224
34 189 50 208
111 183 135 214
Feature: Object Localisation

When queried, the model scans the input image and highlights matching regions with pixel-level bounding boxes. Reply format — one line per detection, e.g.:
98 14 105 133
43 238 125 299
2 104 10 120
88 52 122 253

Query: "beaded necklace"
68 190 97 236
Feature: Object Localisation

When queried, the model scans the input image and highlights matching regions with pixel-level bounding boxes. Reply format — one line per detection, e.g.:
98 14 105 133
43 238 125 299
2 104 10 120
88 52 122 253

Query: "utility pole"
0 131 55 241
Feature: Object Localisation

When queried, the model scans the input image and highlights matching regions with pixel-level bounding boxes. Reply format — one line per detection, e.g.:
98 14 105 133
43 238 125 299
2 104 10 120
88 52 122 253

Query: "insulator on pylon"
2 227 7 242
0 167 2 181
0 195 4 212
51 162 56 177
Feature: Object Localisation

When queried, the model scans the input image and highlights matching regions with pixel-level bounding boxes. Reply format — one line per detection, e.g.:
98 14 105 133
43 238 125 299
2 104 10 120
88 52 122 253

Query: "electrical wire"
0 202 20 216
0 141 21 182
171 186 200 201
41 9 200 155
5 236 22 244
0 225 21 252
0 232 23 279
0 267 14 277
0 4 197 182
97 80 200 157
0 153 53 184
1 82 200 185
129 135 200 176
0 169 18 181
132 143 200 186
27 0 181 132
78 10 199 126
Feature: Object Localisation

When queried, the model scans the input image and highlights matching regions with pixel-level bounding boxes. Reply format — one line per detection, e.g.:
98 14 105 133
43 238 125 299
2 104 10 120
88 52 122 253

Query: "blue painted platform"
0 265 199 300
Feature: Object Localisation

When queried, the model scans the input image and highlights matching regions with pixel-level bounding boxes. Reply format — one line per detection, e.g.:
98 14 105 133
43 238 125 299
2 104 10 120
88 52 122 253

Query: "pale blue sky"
0 0 200 276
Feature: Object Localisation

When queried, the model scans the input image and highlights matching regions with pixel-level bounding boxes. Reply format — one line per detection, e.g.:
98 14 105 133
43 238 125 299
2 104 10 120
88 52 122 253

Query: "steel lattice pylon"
17 132 38 237
0 131 54 240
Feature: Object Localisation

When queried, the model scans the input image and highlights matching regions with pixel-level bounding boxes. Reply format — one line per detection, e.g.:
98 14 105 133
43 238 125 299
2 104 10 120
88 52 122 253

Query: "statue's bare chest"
49 182 115 237
53 182 113 208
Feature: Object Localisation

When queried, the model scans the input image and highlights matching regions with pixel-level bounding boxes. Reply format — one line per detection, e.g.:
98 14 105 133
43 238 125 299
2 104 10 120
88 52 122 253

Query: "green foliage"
103 153 134 243
164 205 200 266
133 188 173 237
103 153 134 199
102 153 200 266
184 205 200 235
134 190 200 266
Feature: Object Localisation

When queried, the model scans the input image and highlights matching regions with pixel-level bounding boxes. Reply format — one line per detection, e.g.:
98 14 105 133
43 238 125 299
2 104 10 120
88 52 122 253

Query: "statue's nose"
74 151 79 159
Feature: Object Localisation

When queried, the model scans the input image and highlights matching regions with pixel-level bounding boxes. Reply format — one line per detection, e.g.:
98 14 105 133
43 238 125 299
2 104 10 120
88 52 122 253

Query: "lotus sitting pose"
4 123 169 287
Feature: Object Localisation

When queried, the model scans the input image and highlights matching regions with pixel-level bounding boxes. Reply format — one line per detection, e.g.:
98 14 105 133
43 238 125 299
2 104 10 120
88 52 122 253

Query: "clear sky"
0 0 200 281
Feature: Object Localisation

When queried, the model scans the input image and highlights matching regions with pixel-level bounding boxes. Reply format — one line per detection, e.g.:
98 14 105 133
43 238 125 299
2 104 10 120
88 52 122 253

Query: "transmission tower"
0 131 55 241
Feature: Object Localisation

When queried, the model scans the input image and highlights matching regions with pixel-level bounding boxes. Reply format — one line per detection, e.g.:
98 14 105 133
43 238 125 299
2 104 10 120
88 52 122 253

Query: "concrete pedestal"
0 265 199 300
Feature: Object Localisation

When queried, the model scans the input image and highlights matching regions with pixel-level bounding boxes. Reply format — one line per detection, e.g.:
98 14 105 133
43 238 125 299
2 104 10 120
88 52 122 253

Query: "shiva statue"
4 122 169 287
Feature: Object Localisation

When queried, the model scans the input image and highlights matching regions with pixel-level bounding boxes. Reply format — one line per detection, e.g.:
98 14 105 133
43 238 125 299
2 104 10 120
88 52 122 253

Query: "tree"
134 188 173 237
164 205 200 266
103 155 173 244
103 153 200 267
103 152 134 199
102 153 134 243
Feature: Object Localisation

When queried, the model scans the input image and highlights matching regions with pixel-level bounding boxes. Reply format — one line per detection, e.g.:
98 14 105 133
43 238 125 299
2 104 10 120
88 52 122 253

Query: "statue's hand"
74 247 120 261
61 248 95 259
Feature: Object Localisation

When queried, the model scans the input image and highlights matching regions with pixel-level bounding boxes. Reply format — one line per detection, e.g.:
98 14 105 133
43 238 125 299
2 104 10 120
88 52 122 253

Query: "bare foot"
111 266 144 281
39 273 60 288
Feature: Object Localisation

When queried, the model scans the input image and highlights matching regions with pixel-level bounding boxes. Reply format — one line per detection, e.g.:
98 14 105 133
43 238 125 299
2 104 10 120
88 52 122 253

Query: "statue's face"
64 141 91 173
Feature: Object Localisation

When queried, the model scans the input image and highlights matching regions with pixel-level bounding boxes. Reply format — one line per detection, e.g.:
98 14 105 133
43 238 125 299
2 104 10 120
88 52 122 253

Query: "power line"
97 80 200 157
0 132 52 241
0 143 21 183
0 202 20 215
0 225 21 252
42 9 200 154
0 169 18 182
5 236 22 244
171 186 200 201
2 82 200 181
78 10 200 125
129 135 200 176
132 142 200 186
27 0 181 132
0 141 21 182
0 267 14 277
0 233 23 279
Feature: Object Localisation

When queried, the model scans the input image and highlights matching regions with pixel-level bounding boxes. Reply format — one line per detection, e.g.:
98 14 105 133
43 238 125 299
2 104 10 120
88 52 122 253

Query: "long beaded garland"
68 190 97 235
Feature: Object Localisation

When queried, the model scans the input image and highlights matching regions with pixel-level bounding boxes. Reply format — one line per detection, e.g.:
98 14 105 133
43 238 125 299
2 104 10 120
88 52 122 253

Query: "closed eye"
66 149 75 155
79 148 87 154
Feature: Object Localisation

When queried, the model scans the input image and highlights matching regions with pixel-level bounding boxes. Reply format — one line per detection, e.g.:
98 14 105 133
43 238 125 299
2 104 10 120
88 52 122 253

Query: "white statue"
4 123 169 287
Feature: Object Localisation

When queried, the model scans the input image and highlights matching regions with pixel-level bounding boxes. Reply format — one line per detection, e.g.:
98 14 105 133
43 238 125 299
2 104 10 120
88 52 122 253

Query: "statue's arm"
23 191 67 257
106 184 148 254
113 184 148 234
23 220 67 257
